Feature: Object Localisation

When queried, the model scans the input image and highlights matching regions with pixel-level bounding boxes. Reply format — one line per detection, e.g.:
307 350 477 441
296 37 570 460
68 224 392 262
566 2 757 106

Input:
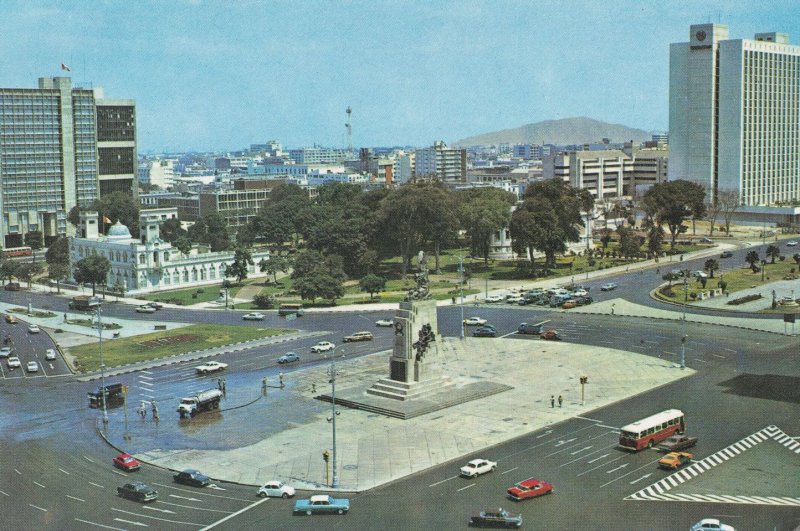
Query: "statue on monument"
405 251 431 301
413 323 435 362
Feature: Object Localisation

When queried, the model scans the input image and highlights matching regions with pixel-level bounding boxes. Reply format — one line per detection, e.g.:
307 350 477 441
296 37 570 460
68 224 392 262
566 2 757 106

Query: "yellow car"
658 451 693 470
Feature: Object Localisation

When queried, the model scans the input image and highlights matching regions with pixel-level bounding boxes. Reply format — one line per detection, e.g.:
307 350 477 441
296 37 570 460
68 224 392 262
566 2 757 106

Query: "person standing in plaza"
558 395 563 408
550 395 555 408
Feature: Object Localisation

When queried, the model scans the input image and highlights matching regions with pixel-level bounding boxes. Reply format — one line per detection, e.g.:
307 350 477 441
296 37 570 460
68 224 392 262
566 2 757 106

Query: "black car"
574 296 593 306
117 481 158 502
173 469 211 487
470 508 522 528
720 251 733 258
473 326 498 337
145 302 164 310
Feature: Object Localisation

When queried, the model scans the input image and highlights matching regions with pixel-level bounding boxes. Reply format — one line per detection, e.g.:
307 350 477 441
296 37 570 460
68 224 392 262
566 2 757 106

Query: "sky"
1 0 798 153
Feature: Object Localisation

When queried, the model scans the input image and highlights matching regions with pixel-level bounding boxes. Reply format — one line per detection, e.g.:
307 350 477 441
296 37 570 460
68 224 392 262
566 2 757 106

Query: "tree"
766 244 780 264
252 293 275 309
457 187 516 266
718 189 740 235
0 259 19 285
188 214 231 252
794 253 800 266
359 273 387 300
226 248 254 283
662 271 680 288
599 230 612 251
48 262 70 293
17 262 43 288
616 225 642 258
73 255 111 295
93 192 141 235
704 258 719 278
705 199 723 236
24 231 43 250
290 250 346 304
642 180 706 250
159 218 187 243
643 216 664 258
259 254 293 284
173 235 192 255
745 250 760 272
45 236 69 265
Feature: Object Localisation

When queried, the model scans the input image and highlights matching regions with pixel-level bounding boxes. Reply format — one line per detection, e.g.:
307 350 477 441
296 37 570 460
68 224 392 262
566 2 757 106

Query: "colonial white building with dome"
69 207 270 295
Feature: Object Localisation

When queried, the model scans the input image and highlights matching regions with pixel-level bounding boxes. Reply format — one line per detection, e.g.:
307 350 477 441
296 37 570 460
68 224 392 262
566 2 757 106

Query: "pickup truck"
195 361 228 374
469 508 522 528
293 494 349 515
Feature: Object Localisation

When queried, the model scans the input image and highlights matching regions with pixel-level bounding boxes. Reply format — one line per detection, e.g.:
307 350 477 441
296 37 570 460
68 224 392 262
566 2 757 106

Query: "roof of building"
107 221 133 240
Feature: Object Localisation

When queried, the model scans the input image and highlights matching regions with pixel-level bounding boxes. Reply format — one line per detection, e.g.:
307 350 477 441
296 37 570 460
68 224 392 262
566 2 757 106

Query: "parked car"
375 319 394 327
28 325 41 334
600 283 618 291
257 480 296 498
473 327 497 338
506 296 525 304
26 361 39 372
135 305 156 313
144 302 164 310
117 481 158 503
517 322 546 335
572 288 589 297
574 296 593 306
692 270 708 278
278 352 300 364
343 331 373 342
506 478 554 500
540 329 562 341
242 312 266 321
311 341 335 353
658 451 694 470
7 356 21 369
45 348 57 360
293 494 349 515
469 508 522 529
5 314 17 324
0 346 12 358
700 237 714 243
463 317 487 326
720 251 733 258
786 241 798 247
460 458 497 478
173 469 211 487
484 295 504 303
561 300 577 309
113 453 141 472
691 518 736 531
655 435 698 452
4 282 21 291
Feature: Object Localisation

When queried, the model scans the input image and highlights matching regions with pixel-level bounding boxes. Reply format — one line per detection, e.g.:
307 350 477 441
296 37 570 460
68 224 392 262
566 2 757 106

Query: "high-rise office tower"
669 24 800 206
0 77 136 248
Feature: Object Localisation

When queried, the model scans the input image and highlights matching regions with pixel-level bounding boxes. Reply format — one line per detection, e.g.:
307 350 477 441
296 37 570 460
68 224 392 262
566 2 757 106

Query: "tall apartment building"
288 146 350 164
138 158 176 189
0 76 135 248
414 141 467 182
669 24 800 207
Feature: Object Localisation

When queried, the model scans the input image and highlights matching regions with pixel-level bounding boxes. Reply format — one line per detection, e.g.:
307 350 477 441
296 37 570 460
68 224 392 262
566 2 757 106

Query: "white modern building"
669 23 800 208
69 207 269 295
414 141 467 182
138 158 176 189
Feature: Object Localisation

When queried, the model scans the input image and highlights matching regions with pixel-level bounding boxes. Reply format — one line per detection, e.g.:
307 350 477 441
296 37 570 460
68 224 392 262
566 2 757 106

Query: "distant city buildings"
414 140 467 182
669 23 800 216
0 76 136 248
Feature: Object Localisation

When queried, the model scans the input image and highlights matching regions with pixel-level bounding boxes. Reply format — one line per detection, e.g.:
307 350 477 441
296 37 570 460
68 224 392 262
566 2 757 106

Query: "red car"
507 478 554 500
113 453 141 472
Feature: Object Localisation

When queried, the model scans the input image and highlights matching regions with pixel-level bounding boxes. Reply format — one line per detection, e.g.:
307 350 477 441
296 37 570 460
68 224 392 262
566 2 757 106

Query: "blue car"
293 494 349 515
278 352 300 364
473 326 497 338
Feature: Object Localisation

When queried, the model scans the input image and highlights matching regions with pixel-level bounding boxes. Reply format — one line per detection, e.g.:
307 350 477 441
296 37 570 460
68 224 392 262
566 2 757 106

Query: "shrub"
727 293 763 305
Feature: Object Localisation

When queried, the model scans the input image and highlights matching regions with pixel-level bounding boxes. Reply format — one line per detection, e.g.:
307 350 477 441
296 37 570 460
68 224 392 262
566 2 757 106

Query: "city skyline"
2 0 798 152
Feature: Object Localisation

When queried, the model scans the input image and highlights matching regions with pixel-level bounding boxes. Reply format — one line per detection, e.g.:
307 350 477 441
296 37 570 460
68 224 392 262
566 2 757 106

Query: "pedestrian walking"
217 378 222 391
151 400 159 421
279 373 284 388
550 395 555 408
221 379 226 395
311 383 316 393
558 395 563 408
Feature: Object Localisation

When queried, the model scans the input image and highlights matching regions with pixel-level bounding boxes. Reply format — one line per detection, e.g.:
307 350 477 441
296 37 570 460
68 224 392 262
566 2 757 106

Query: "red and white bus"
1 246 32 258
618 409 686 451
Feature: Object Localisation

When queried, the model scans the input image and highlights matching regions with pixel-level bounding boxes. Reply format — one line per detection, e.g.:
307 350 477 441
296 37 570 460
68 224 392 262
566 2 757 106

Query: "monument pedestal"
367 375 452 401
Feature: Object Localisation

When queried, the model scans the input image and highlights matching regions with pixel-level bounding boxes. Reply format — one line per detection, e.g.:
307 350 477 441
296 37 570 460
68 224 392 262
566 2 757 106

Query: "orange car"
562 300 577 309
658 451 693 470
5 314 17 324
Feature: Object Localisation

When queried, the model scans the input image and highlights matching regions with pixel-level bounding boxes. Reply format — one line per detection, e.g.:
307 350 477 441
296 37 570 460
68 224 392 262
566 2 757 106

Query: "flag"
103 216 112 224
60 63 71 72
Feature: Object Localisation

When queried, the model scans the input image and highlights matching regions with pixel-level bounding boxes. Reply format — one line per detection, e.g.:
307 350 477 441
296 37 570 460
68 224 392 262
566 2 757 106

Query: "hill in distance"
454 117 652 147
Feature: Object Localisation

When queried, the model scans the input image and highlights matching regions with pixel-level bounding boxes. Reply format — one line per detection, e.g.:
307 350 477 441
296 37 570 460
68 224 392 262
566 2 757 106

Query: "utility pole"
680 276 688 370
329 347 341 488
459 256 465 340
98 307 108 424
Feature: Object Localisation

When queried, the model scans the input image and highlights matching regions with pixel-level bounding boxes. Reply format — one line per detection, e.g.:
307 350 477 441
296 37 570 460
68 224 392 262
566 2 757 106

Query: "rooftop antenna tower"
345 106 353 154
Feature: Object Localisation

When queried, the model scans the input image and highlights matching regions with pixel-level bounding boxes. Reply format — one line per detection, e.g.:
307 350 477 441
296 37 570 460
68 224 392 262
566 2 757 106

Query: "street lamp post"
680 277 687 370
97 307 108 424
328 346 344 488
458 256 465 340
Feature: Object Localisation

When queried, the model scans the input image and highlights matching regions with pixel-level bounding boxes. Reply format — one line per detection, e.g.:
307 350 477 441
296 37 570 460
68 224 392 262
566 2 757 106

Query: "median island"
67 323 292 372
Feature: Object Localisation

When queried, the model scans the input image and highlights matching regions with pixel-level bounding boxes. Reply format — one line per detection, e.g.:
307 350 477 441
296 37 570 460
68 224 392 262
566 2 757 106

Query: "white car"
45 349 57 360
242 312 266 321
26 361 39 372
460 458 497 478
463 317 487 326
692 270 708 278
135 305 157 313
375 319 394 327
691 518 736 531
28 325 41 334
7 356 21 368
506 296 525 304
257 480 296 499
195 361 228 374
572 288 589 297
484 295 504 303
311 341 335 353
0 346 11 358
786 241 798 247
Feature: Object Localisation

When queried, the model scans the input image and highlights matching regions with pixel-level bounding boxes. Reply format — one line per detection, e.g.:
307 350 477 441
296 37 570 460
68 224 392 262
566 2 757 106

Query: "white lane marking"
198 496 270 530
29 504 47 512
33 481 46 488
0 490 9 496
693 358 709 364
501 467 519 475
14 469 21 475
429 476 458 487
114 518 149 527
141 506 176 514
457 484 476 492
112 507 204 527
577 455 624 477
89 481 105 488
570 446 593 455
554 438 577 446
536 430 553 438
711 353 726 359
168 494 202 502
606 464 629 474
83 455 95 463
58 468 71 475
575 416 603 423
65 494 86 502
75 519 126 530
155 501 234 513
630 473 652 484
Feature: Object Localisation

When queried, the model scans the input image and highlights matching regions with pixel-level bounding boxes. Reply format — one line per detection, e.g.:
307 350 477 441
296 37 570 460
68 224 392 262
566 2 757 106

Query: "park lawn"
141 282 248 305
69 323 292 372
